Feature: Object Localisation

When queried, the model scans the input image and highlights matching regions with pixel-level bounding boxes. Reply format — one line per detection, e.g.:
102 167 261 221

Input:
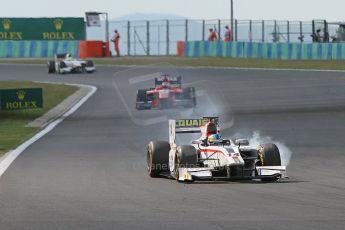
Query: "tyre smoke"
233 131 292 166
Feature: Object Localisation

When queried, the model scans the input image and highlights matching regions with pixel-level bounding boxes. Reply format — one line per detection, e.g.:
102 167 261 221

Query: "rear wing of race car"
169 117 218 144
155 76 182 87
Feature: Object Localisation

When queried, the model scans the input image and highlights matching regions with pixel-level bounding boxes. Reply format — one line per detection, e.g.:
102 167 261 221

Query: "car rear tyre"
86 60 94 67
85 60 95 73
136 89 149 110
147 141 170 177
47 61 55 73
258 143 281 182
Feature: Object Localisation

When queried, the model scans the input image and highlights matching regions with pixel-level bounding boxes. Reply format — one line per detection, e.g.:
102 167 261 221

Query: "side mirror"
235 139 249 146
192 140 208 146
192 140 202 145
222 139 231 145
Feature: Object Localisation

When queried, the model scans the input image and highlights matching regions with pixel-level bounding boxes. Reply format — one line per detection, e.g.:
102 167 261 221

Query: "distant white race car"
147 117 288 182
47 53 96 74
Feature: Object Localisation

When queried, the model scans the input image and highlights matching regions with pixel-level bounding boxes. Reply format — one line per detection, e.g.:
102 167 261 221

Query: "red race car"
136 75 196 110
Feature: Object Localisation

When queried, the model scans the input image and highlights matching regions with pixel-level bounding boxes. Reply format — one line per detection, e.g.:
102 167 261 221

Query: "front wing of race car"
136 100 153 110
176 166 287 182
136 99 194 109
136 98 195 110
58 66 75 74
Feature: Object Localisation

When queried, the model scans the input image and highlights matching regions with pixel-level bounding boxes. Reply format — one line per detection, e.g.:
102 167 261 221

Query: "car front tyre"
147 141 170 177
258 143 282 182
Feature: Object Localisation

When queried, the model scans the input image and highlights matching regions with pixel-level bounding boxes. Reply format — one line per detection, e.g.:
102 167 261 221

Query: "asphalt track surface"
0 64 345 230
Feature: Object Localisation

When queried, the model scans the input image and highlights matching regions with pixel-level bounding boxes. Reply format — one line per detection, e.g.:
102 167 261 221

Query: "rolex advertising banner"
0 88 43 110
0 18 85 40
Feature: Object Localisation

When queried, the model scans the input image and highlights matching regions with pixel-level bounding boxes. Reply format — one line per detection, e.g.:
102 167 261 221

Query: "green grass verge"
0 57 345 70
0 81 78 156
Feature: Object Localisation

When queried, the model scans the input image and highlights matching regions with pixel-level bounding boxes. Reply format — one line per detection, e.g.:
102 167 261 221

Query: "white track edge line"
1 62 345 73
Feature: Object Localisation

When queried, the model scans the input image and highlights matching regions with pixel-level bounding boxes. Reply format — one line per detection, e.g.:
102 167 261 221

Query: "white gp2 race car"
47 53 96 74
147 117 288 182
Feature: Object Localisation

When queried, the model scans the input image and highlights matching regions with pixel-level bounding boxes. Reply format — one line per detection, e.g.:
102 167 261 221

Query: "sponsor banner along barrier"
0 18 85 40
181 41 345 60
0 40 79 58
0 88 43 111
0 40 111 58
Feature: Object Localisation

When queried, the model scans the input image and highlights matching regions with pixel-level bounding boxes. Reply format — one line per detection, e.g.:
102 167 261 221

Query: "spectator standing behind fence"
208 28 218 41
111 30 120 57
312 29 322 43
224 25 233 42
316 29 322 42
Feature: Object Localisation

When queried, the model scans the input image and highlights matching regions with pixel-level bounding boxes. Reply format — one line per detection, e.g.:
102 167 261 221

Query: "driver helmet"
208 134 222 142
162 81 170 88
66 53 72 61
162 74 170 81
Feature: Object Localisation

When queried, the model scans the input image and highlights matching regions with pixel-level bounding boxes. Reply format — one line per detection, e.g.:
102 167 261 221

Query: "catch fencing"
88 19 326 56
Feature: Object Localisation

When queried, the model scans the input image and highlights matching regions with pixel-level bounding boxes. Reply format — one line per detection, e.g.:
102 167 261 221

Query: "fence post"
146 21 150 56
235 19 238 41
274 20 277 42
105 13 109 42
231 0 234 34
202 20 205 40
134 27 136 55
127 21 131 56
158 25 161 55
218 19 221 40
249 20 252 42
299 21 303 42
287 21 290 42
262 20 265 42
185 19 188 42
166 20 170 56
